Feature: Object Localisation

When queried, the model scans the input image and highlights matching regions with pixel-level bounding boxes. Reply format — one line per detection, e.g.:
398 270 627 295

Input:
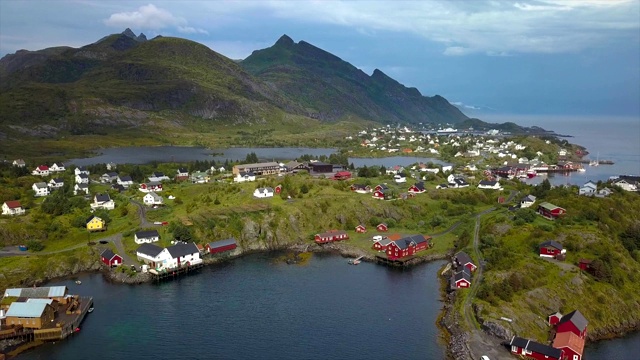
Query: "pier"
375 253 417 267
149 263 204 282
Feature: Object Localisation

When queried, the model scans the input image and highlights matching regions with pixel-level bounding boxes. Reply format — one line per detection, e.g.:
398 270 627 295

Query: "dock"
149 263 204 282
375 253 418 267
348 256 364 265
32 296 93 341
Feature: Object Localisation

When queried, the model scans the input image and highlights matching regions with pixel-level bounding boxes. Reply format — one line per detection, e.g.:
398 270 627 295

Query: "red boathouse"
385 234 431 260
100 249 123 267
556 310 589 339
315 230 349 244
539 240 565 258
206 238 238 254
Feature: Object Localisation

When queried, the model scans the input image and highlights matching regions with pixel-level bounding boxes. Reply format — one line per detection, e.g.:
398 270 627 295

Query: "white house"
394 174 407 183
136 243 168 265
176 168 189 179
106 162 117 171
596 188 613 198
100 172 118 183
478 180 502 190
442 165 453 173
165 242 202 269
32 182 50 197
48 178 64 189
135 230 160 244
74 183 89 195
91 194 115 210
520 195 537 208
612 178 638 192
148 172 170 182
117 175 134 188
579 181 598 196
74 166 90 176
49 163 66 172
253 187 274 198
32 165 49 176
143 192 164 206
234 172 256 183
75 173 89 184
2 201 25 216
12 159 26 167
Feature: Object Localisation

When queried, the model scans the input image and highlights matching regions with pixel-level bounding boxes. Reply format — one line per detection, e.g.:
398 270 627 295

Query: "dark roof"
508 337 562 359
376 184 388 190
135 230 160 239
454 269 471 282
77 166 87 171
558 309 588 332
310 161 331 166
166 242 199 258
112 184 125 191
177 168 188 173
86 215 100 224
52 178 64 183
239 171 255 177
392 235 427 250
540 240 563 250
455 251 474 266
455 265 470 275
479 180 498 186
95 194 111 202
136 243 164 257
208 238 237 248
509 336 529 348
119 175 133 181
152 172 165 177
454 178 468 185
100 248 117 260
439 183 449 188
521 195 536 202
411 182 425 191
77 173 89 179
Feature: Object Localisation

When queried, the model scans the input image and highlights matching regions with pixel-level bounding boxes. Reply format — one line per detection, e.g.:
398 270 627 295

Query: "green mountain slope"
241 35 468 124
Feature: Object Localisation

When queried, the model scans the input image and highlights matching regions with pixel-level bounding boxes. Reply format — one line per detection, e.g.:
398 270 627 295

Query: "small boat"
88 307 94 313
74 327 81 333
526 170 537 178
75 280 82 285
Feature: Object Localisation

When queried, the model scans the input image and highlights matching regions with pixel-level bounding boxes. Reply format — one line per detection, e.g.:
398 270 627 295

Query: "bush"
26 240 45 252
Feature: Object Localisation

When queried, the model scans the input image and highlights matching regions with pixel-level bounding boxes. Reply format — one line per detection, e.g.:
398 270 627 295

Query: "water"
18 254 446 360
349 156 450 169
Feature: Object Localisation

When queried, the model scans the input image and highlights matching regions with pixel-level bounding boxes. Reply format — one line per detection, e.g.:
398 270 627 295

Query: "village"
1 125 639 359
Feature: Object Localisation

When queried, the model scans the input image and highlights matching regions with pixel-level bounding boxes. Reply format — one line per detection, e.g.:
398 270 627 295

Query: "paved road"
108 233 136 265
130 199 155 228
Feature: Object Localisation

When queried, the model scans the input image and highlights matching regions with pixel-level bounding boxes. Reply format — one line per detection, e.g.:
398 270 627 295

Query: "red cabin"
408 182 426 194
372 189 392 200
538 202 566 220
452 266 471 288
355 224 366 233
140 182 163 192
578 259 592 271
548 312 563 326
100 249 123 267
206 238 237 254
553 331 585 360
374 184 388 192
315 230 349 244
275 185 282 194
539 240 565 258
372 238 392 251
333 171 352 180
509 336 563 360
385 235 430 260
376 223 388 232
453 251 477 272
556 310 588 339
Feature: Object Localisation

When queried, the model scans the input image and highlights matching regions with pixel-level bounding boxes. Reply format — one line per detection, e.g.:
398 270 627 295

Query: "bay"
18 254 446 360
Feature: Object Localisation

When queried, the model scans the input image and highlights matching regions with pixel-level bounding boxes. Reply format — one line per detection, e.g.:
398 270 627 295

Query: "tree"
245 152 259 163
172 224 193 242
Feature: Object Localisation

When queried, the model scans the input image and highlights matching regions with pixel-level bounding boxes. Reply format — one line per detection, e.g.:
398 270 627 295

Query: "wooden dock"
375 254 418 267
149 263 204 282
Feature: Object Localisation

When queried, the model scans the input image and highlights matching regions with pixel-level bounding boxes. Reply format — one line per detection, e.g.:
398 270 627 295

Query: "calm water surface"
19 255 446 360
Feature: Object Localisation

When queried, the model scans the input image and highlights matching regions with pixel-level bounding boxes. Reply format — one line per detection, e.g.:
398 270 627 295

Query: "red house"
408 182 426 194
275 185 282 194
372 238 392 251
453 251 477 272
385 235 431 260
552 331 585 360
548 311 563 326
333 171 352 180
140 182 163 192
376 223 388 232
578 259 592 271
315 230 349 244
539 240 565 258
451 266 471 288
372 189 392 200
556 310 588 339
355 224 367 233
100 249 123 267
374 184 388 192
538 202 566 220
206 238 237 254
509 336 563 360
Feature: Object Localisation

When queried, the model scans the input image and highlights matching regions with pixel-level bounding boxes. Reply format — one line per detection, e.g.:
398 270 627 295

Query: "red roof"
37 165 49 170
4 200 22 209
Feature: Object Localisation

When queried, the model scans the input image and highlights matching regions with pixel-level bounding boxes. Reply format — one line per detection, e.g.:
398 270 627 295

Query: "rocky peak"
122 28 137 39
275 34 295 47
137 33 148 42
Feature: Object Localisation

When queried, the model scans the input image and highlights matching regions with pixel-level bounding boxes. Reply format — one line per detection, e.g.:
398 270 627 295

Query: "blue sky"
1 0 638 117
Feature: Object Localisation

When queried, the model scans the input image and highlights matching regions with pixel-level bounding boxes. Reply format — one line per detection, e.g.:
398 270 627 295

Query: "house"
558 149 567 156
13 159 26 167
578 259 592 271
447 175 469 188
385 234 431 260
3 286 68 301
374 184 389 192
556 310 588 339
372 238 392 251
106 162 117 171
351 184 372 193
332 171 352 180
2 200 25 216
355 224 367 233
552 331 585 360
509 336 563 360
100 248 123 267
32 165 49 176
453 251 477 272
233 162 280 176
111 184 126 192
451 266 471 289
520 195 537 208
253 187 274 198
309 161 333 173
285 161 307 173
539 240 565 258
74 183 89 195
595 187 613 198
4 302 56 330
117 175 134 188
32 182 50 197
143 192 164 206
149 172 170 182
234 172 256 183
139 182 163 193
135 230 160 244
275 185 282 194
175 168 189 181
50 163 65 172
372 189 393 200
165 242 202 269
91 194 115 210
394 174 407 183
548 311 563 326
75 173 89 184
376 223 388 232
86 215 106 232
315 230 349 244
136 243 169 268
538 202 566 220
206 238 238 254
477 180 502 190
48 178 64 189
579 181 597 196
190 171 210 184
611 177 639 192
408 182 426 194
74 166 90 176
100 172 119 183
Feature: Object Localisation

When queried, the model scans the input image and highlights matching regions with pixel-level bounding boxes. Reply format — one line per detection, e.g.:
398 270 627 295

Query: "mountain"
241 35 468 124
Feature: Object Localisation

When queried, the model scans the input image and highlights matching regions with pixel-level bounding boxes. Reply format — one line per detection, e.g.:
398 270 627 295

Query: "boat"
526 170 537 178
590 152 600 166
88 307 94 313
75 280 82 285
348 255 364 265
74 327 81 333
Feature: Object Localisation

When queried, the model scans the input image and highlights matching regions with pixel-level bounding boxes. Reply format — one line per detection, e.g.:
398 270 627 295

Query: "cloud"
451 101 496 111
104 3 207 34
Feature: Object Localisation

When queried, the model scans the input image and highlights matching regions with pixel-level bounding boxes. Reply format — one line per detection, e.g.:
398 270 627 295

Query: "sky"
0 0 639 117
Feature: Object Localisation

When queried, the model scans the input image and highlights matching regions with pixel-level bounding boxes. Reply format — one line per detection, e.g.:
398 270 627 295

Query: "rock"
481 321 514 341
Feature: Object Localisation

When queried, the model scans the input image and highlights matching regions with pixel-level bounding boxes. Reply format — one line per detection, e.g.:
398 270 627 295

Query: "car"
99 240 109 244
372 235 383 241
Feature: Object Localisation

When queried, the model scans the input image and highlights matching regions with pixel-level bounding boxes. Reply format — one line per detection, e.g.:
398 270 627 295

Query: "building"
100 172 119 183
165 242 202 269
376 223 388 232
175 168 189 181
548 311 563 326
453 251 477 272
579 181 598 196
100 248 123 267
372 238 392 251
117 175 134 188
206 238 238 254
136 243 168 268
478 180 502 190
74 166 90 176
106 162 117 171
408 182 426 194
315 230 349 244
75 173 89 184
190 171 210 184
233 162 280 176
556 310 588 339
5 302 56 329
32 182 50 197
32 165 49 176
611 176 639 192
139 182 163 193
552 331 585 360
3 286 68 302
372 189 393 200
50 163 66 172
48 178 64 189
394 174 407 183
13 159 26 167
351 184 371 193
143 192 164 206
332 171 352 180
253 187 275 198
148 172 170 182
2 200 25 216
86 215 106 232
509 336 563 360
451 266 471 288
74 183 89 196
135 230 160 244
309 162 333 173
538 202 566 220
520 195 537 208
91 194 115 210
374 184 388 192
385 234 431 260
285 161 307 173
234 172 256 183
539 240 565 258
355 224 366 233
